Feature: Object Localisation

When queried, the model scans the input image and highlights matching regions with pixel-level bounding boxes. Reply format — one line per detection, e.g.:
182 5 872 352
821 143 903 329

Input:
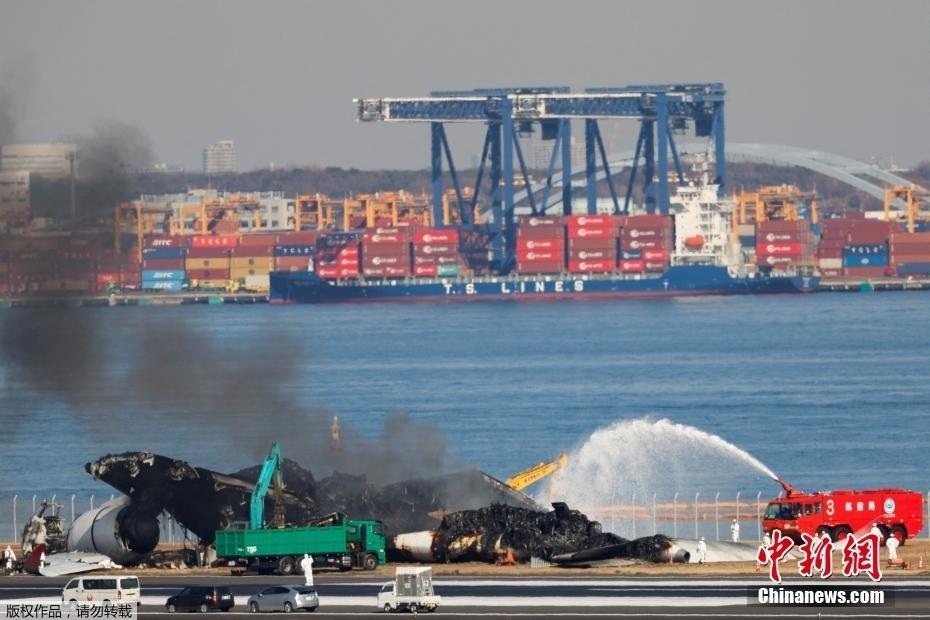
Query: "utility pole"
68 150 76 218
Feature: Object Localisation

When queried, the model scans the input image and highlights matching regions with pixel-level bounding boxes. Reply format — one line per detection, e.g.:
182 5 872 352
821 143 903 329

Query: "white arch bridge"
513 143 917 211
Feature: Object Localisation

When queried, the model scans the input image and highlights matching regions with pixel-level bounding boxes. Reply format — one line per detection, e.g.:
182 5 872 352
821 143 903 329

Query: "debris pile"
87 451 536 544
388 502 686 565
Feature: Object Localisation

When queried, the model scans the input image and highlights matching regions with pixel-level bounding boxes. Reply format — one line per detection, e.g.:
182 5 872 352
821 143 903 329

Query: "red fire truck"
762 480 924 544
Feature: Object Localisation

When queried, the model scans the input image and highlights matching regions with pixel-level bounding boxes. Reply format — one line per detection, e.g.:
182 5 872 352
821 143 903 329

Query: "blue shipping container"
739 235 756 248
842 251 888 268
896 262 930 276
142 247 186 260
141 279 184 292
274 245 315 257
141 269 186 281
843 244 887 255
620 250 643 260
317 232 362 248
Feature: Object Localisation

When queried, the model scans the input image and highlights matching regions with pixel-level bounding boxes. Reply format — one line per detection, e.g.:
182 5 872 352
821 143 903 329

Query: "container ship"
270 178 820 304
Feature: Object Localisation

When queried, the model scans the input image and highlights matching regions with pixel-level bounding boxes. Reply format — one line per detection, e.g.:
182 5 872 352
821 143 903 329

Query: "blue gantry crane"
354 83 725 271
250 442 285 529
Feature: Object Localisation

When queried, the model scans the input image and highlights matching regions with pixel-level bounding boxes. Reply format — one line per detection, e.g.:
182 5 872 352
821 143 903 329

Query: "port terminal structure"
355 83 726 272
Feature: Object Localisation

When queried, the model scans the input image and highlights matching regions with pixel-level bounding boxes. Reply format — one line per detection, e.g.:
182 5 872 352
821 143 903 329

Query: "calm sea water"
1 292 928 532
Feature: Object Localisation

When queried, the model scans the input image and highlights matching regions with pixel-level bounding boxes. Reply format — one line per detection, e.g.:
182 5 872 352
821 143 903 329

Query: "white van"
62 576 141 603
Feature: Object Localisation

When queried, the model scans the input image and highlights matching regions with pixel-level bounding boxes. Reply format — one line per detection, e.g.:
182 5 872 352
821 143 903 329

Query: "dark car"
166 586 235 613
247 585 319 613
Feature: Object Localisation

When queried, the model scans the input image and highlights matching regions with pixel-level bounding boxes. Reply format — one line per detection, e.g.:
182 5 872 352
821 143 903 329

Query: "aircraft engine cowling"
66 496 159 565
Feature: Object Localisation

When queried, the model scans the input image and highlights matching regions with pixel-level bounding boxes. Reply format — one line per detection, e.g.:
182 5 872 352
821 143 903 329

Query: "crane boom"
505 453 569 491
250 442 283 529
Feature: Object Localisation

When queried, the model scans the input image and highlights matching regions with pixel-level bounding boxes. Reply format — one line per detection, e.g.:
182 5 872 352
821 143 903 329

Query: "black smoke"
0 308 456 486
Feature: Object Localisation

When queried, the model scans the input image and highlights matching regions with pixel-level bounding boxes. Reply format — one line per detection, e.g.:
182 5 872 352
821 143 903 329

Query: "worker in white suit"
300 553 314 586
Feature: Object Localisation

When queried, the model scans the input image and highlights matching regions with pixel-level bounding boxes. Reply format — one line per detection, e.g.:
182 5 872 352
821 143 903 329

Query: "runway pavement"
3 574 930 618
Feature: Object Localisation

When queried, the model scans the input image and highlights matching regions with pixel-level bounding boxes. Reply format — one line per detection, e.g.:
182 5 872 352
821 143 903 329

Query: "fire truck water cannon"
761 483 924 546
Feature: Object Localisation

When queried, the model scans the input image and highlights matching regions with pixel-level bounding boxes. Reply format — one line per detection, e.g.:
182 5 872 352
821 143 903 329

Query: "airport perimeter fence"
3 490 930 546
0 492 197 547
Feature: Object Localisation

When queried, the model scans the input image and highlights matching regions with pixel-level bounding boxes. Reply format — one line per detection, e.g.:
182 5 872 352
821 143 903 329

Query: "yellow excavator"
504 452 569 492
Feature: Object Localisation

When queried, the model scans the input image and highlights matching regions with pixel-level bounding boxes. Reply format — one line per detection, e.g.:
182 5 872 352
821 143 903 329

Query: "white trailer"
377 566 440 613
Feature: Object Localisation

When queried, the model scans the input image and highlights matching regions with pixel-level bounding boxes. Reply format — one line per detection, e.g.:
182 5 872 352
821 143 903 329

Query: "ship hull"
270 266 818 304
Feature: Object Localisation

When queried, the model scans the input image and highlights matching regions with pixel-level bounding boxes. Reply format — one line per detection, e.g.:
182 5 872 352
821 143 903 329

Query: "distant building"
203 140 235 175
0 170 30 218
532 138 585 171
1 143 77 179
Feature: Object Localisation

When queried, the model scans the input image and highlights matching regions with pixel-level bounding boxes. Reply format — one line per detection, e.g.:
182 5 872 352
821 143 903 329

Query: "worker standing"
870 524 883 541
697 537 707 564
886 535 900 561
300 553 314 587
3 546 14 574
730 519 740 542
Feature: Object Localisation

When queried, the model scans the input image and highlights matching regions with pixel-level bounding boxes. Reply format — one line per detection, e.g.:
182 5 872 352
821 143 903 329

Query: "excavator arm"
249 442 283 529
505 453 569 492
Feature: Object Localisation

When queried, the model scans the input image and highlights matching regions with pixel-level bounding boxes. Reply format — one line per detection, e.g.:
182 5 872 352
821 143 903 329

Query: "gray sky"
2 0 928 171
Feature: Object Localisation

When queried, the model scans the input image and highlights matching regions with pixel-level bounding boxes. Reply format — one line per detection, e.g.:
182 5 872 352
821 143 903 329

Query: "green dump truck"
215 518 387 575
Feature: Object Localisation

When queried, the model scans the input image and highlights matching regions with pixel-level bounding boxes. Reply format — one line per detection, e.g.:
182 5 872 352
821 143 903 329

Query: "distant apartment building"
1 143 77 179
532 138 585 171
203 140 235 174
0 170 30 218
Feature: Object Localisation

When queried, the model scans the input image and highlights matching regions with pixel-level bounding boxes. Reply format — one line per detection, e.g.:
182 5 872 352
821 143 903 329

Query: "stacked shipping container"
516 216 565 274
754 220 816 271
362 227 410 278
619 215 672 273
888 231 930 276
412 228 462 277
316 232 361 279
566 215 617 274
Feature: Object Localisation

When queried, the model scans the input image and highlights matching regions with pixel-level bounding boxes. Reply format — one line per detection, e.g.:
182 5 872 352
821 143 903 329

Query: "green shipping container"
437 264 459 277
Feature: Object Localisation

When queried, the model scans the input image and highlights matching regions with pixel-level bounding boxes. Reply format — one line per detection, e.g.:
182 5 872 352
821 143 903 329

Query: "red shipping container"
643 249 668 261
516 249 564 262
517 238 564 251
626 214 672 226
817 248 843 259
231 245 274 257
756 219 812 232
413 229 460 245
889 242 930 255
413 254 460 265
190 235 239 248
567 214 614 227
363 265 409 277
142 258 185 270
188 269 229 280
619 260 644 272
121 271 141 285
412 244 458 256
756 242 805 256
518 215 564 227
317 266 359 279
568 237 615 251
644 261 667 272
363 227 409 243
318 257 360 268
517 224 565 239
363 254 409 268
275 231 318 245
820 269 843 277
516 261 563 273
569 248 616 261
622 238 669 250
568 259 613 273
890 253 930 264
187 247 232 258
756 230 815 243
362 241 408 255
756 255 795 267
414 264 438 277
567 226 613 240
95 273 121 284
239 234 277 247
890 231 930 244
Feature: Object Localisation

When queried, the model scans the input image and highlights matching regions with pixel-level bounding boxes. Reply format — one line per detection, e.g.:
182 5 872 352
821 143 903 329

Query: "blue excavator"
250 442 286 529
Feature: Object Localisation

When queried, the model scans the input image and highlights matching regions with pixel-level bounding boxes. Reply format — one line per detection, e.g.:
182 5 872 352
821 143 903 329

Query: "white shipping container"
819 258 842 269
244 274 270 290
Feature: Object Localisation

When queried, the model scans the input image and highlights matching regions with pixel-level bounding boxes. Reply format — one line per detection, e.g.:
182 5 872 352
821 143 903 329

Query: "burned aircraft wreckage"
74 451 691 567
